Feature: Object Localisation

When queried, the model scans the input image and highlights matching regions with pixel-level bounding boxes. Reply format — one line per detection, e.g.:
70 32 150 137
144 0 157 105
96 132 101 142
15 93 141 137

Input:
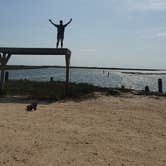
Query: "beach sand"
0 93 166 166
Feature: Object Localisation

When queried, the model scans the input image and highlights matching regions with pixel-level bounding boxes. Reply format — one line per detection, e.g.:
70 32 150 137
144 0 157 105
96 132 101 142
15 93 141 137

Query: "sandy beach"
0 93 166 166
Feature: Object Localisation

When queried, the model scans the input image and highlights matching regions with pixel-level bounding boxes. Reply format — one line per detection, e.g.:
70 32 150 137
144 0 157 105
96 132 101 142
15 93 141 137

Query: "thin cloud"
155 32 166 37
112 0 166 12
80 49 97 53
141 32 166 39
129 0 166 11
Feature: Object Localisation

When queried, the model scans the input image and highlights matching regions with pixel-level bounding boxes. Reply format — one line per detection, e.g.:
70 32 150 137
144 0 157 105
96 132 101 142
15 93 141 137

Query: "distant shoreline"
122 72 166 75
1 65 166 72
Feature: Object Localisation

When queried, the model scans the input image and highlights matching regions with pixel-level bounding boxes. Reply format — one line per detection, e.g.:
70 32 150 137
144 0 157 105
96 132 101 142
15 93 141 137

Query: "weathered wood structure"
0 47 71 93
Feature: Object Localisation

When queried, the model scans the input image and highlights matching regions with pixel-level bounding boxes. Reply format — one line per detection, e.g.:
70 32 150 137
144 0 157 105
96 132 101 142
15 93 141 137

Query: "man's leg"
60 35 64 48
57 34 60 48
61 39 63 48
56 39 60 48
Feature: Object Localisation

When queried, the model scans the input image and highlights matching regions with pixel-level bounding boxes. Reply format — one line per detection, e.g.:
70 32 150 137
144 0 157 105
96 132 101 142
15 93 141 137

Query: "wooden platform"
0 47 71 93
0 47 71 55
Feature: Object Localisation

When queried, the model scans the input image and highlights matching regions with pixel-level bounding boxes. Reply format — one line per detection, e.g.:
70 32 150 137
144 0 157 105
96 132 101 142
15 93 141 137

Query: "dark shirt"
56 24 67 35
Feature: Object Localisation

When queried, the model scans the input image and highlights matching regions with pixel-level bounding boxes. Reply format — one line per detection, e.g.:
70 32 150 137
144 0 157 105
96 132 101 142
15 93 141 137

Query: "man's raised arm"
49 19 58 27
64 18 72 27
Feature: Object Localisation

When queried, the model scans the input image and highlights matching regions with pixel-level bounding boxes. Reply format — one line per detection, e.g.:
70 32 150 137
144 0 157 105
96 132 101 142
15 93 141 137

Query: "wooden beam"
0 47 71 55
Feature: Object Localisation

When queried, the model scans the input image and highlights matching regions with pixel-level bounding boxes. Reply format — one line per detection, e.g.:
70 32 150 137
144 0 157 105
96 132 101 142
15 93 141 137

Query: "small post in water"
158 78 163 93
50 77 53 82
145 86 150 93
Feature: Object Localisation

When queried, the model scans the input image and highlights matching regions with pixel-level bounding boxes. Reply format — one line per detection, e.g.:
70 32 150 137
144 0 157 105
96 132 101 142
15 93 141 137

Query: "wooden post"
0 53 11 92
5 71 9 82
0 67 5 91
158 79 163 93
145 86 150 93
50 77 53 82
65 54 70 94
0 54 5 92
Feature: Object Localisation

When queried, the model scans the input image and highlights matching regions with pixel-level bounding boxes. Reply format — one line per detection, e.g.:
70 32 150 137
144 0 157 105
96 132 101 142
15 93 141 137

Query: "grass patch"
4 80 111 100
4 80 165 100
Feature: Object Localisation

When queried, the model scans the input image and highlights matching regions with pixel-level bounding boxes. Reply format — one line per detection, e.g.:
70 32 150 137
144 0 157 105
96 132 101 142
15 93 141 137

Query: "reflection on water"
7 68 166 92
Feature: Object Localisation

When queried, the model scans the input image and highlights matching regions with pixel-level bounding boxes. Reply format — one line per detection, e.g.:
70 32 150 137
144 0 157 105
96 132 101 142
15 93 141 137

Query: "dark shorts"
57 33 64 40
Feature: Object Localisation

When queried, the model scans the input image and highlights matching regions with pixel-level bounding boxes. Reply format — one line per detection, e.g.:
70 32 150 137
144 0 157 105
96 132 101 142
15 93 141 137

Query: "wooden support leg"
0 69 5 91
0 53 11 92
65 54 71 94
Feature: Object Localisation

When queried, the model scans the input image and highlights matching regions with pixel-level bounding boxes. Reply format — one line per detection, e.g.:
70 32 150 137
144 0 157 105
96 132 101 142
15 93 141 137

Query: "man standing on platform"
49 18 72 48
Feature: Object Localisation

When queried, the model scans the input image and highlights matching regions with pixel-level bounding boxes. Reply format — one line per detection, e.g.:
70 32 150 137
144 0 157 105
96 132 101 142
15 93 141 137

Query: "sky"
0 0 166 69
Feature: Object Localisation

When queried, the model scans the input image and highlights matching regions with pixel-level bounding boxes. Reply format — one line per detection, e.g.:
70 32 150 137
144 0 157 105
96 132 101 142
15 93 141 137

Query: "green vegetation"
1 80 165 100
2 80 124 100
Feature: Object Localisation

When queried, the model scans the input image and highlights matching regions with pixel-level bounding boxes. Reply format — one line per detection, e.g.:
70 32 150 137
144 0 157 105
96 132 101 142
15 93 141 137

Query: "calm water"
7 68 166 92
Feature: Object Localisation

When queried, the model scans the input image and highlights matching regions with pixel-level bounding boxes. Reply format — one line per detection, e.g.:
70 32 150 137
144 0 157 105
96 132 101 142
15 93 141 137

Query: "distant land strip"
1 65 166 71
122 72 166 75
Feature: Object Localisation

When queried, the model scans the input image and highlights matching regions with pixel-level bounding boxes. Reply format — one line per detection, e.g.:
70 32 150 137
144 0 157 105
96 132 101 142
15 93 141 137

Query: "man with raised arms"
49 18 72 48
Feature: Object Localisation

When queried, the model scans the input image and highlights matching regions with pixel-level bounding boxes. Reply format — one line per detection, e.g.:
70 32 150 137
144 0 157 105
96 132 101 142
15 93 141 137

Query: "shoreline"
2 65 166 72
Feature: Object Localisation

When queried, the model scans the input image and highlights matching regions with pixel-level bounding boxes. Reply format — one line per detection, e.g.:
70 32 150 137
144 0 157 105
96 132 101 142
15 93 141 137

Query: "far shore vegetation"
2 65 166 72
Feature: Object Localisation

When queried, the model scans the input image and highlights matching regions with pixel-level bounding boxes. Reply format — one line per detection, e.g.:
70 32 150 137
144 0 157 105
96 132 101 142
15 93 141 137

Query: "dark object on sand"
26 103 38 112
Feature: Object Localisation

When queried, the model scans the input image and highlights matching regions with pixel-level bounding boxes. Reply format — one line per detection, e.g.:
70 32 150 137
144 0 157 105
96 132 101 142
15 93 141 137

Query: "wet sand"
0 93 166 166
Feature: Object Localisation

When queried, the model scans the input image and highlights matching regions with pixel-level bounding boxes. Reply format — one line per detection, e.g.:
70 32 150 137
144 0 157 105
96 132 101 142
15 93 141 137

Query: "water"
7 68 166 92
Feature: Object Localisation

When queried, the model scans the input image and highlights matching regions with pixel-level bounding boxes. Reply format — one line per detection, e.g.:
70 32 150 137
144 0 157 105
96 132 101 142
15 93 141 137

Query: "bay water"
7 68 166 93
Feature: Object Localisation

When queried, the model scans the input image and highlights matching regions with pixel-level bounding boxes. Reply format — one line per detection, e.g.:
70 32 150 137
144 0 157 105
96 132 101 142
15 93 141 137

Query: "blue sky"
0 0 166 68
